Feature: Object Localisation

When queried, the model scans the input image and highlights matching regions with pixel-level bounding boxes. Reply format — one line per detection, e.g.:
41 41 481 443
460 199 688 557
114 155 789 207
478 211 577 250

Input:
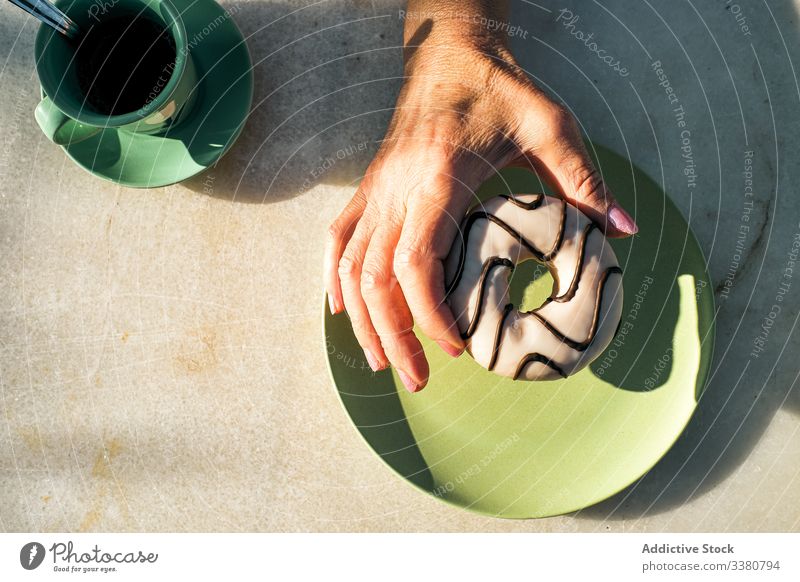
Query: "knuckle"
393 246 431 276
360 265 390 293
572 166 608 204
537 103 579 143
349 316 373 341
428 141 457 167
338 254 360 278
382 326 416 352
327 221 344 241
549 103 578 131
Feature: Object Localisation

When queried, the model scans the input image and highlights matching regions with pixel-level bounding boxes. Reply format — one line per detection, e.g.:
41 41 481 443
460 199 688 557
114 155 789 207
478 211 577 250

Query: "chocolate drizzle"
529 266 623 352
513 353 567 380
542 199 567 261
448 195 622 381
447 202 563 296
462 256 514 340
551 222 597 303
498 193 544 210
487 303 514 371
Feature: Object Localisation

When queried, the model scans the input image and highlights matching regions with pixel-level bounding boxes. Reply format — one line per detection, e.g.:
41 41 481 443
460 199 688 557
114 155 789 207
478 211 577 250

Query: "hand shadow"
325 306 435 493
182 0 407 203
178 0 795 521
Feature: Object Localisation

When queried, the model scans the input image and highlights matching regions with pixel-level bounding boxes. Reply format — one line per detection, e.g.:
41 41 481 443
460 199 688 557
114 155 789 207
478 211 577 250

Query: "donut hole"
507 258 555 313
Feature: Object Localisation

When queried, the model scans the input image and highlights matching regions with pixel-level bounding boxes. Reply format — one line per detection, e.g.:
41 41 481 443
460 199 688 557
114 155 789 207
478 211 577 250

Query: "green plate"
55 0 253 188
324 144 715 518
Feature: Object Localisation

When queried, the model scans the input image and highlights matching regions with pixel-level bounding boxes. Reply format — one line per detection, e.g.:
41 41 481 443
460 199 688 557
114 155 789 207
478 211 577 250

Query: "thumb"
521 109 638 238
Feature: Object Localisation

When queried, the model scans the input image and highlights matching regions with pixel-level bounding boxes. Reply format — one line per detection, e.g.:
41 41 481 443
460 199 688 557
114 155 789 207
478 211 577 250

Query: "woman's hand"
324 1 638 393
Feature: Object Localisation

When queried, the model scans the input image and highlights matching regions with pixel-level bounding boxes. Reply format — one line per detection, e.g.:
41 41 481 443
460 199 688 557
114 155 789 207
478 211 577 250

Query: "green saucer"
324 144 715 518
54 0 252 188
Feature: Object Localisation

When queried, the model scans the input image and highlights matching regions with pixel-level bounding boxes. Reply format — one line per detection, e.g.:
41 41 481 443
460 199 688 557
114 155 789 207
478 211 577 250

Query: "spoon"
7 0 80 40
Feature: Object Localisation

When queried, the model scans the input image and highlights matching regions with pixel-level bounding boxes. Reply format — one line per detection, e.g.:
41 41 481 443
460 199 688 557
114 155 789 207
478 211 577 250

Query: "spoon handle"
7 0 80 40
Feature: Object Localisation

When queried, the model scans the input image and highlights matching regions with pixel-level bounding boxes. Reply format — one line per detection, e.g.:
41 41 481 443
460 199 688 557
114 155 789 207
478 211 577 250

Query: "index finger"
394 194 467 358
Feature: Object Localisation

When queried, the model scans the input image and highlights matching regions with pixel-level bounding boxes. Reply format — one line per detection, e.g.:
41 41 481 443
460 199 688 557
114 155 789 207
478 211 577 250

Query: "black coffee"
74 12 176 115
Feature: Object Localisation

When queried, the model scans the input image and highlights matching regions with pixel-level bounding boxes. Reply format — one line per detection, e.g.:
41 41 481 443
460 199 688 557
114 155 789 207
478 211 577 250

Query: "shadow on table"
527 0 800 523
183 0 405 203
182 0 798 522
325 303 435 492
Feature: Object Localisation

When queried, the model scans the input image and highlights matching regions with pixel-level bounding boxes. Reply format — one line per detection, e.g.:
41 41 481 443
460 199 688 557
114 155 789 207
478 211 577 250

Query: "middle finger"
361 222 429 392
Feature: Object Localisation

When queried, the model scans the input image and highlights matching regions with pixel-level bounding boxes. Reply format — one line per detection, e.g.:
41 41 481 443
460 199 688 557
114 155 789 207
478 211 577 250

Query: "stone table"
1 0 798 531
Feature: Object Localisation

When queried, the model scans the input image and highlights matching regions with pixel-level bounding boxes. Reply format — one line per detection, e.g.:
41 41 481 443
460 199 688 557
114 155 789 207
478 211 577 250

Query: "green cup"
34 0 198 145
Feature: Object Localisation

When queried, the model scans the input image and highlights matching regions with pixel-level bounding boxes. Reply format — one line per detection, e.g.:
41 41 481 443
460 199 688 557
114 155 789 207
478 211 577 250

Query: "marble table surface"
1 0 798 532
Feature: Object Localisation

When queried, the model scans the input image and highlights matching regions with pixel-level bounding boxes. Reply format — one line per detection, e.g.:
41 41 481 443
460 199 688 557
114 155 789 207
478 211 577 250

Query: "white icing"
445 194 624 381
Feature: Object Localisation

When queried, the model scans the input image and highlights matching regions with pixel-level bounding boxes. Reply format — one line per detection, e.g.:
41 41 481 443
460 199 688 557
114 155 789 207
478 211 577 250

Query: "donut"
444 193 624 381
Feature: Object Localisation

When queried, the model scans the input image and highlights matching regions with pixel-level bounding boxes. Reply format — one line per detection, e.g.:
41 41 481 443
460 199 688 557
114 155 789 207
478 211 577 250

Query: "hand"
324 7 638 393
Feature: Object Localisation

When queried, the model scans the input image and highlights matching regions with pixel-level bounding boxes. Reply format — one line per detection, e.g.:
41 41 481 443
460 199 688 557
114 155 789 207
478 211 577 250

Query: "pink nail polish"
607 204 638 235
364 349 382 372
398 369 420 393
437 340 464 358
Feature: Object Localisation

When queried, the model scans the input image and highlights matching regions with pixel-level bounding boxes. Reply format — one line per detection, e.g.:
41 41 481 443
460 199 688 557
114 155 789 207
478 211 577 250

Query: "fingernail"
398 369 421 393
364 349 382 372
437 340 464 358
607 203 638 235
328 294 336 315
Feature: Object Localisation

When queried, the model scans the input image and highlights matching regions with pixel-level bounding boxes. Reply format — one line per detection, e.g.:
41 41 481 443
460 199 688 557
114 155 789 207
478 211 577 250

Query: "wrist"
401 0 510 42
401 2 512 72
402 30 516 81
